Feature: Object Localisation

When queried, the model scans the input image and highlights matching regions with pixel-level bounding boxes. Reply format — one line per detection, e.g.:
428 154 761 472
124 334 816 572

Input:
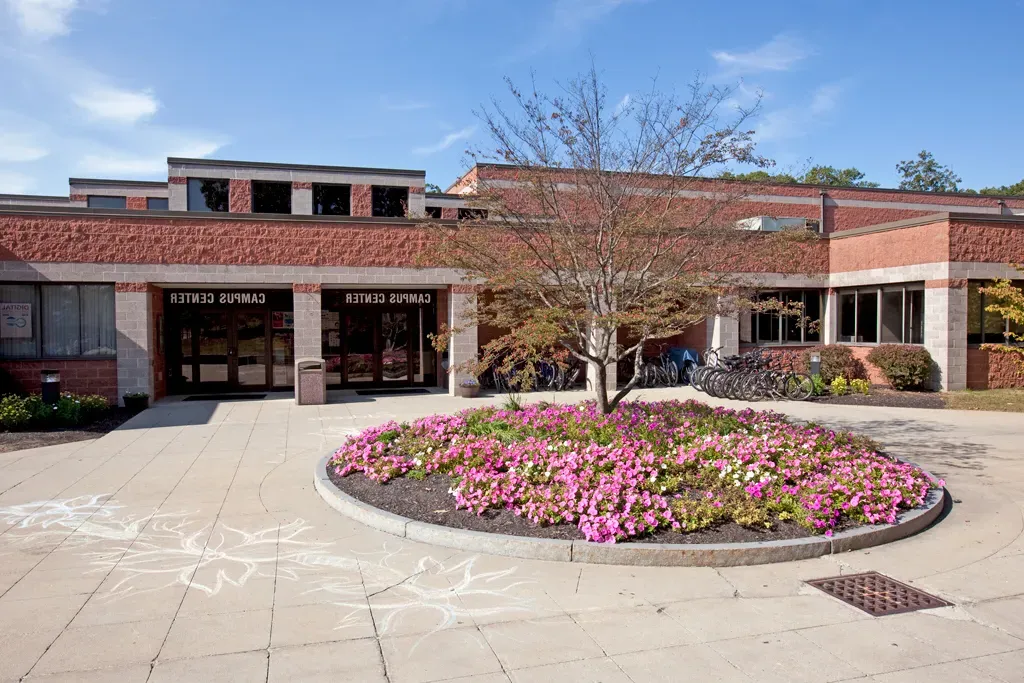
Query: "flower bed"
328 400 942 544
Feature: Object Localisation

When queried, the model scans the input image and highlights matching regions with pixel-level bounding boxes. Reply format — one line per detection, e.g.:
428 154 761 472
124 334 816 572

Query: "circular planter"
314 454 947 567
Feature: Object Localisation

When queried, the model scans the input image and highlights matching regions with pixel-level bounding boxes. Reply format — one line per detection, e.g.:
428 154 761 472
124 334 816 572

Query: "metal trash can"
294 357 326 405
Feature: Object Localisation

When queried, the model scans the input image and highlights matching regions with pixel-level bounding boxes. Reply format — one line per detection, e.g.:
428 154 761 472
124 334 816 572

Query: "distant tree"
979 179 1024 196
896 150 962 192
801 165 879 188
425 182 444 194
717 170 798 184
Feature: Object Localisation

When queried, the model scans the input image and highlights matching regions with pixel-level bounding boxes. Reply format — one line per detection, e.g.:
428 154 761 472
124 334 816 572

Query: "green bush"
867 345 934 390
830 376 849 396
77 394 109 421
802 345 865 384
54 395 82 426
850 379 870 395
0 395 31 429
811 374 827 396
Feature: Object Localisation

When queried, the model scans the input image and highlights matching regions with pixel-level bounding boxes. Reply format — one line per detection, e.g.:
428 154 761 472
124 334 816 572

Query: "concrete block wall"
448 286 478 395
706 311 740 358
292 182 313 215
924 283 968 390
292 284 322 358
115 284 154 403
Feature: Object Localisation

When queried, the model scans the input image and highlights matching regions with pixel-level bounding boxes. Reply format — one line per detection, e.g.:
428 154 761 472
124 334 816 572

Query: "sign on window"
0 303 31 338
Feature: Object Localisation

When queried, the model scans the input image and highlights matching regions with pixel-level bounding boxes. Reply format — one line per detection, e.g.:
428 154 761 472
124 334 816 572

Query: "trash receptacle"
295 357 326 405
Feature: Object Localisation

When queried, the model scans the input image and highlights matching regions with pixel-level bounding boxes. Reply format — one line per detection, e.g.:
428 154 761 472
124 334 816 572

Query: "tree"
896 150 962 192
718 170 798 184
425 182 444 194
979 270 1024 369
427 67 816 414
801 165 879 188
979 179 1024 196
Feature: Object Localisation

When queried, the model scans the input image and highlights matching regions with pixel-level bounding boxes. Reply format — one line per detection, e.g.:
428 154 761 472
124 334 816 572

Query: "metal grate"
807 572 951 616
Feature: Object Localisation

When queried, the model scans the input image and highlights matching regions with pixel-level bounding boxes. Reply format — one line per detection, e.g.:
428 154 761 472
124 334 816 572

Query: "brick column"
706 310 739 358
448 285 478 395
292 182 313 215
115 282 154 405
126 196 147 210
822 288 838 344
229 179 252 213
441 207 458 220
292 283 322 359
352 185 372 217
168 176 187 211
69 194 87 208
924 280 968 391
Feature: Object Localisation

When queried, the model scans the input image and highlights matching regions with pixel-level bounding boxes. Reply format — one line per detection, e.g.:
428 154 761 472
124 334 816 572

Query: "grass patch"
944 388 1024 412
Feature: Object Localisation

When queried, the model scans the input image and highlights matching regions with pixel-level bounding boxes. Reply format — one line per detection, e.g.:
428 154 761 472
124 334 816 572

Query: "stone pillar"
352 185 372 217
115 282 154 405
229 179 252 213
822 288 838 345
292 284 322 359
706 312 739 358
168 176 187 211
924 280 968 391
126 196 147 210
407 186 426 218
441 207 458 220
448 285 478 395
586 325 617 392
69 193 87 208
292 182 313 215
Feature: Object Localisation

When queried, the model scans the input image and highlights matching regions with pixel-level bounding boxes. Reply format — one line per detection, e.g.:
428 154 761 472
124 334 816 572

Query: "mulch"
329 470 825 545
0 409 136 454
811 387 946 410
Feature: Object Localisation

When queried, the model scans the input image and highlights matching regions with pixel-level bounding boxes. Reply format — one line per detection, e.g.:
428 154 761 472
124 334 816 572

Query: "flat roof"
0 193 69 201
68 178 168 188
168 157 426 177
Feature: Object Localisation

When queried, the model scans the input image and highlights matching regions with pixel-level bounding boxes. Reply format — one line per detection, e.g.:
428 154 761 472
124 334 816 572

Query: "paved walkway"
0 388 1022 682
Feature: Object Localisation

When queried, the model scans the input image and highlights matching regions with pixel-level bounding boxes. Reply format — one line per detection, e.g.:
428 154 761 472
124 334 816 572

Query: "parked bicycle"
690 346 813 402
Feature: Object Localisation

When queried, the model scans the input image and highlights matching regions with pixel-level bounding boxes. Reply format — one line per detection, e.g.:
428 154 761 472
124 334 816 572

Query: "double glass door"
343 310 413 385
180 310 269 391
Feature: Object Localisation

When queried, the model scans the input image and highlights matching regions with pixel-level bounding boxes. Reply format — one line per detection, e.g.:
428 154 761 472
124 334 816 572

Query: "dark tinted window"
187 178 229 212
147 197 169 210
457 208 488 220
87 195 126 209
252 180 292 214
313 183 351 216
372 186 408 218
425 206 442 219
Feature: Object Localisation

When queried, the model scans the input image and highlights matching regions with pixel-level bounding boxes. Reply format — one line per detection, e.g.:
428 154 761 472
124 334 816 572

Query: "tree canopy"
717 165 878 188
896 150 962 192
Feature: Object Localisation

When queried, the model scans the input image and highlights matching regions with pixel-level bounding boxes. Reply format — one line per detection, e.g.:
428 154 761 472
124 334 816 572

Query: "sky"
1 0 1023 196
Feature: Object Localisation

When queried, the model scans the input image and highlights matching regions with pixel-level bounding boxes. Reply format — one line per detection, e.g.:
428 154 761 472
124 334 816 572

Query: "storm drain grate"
806 572 951 616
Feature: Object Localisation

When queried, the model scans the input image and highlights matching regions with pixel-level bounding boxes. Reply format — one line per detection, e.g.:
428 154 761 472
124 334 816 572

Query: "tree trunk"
594 359 611 414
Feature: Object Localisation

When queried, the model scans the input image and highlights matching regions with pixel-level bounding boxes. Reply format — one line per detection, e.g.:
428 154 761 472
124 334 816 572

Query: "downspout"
819 190 827 233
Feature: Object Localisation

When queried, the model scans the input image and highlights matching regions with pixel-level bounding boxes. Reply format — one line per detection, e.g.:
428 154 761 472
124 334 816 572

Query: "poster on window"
0 303 31 338
272 312 294 330
322 310 340 330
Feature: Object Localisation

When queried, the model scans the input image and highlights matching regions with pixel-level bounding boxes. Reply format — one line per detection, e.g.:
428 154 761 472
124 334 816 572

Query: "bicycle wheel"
785 373 814 401
664 361 680 387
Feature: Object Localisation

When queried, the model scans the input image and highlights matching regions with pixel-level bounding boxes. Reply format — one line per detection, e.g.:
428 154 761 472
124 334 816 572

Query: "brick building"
0 157 1022 404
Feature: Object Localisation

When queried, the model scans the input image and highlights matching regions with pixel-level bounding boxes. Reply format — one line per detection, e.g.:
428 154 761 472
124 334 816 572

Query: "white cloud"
71 86 160 125
4 0 79 39
712 34 811 77
0 132 48 162
613 94 631 117
76 137 224 175
507 0 640 61
0 169 35 193
381 96 430 112
413 125 476 156
755 83 845 143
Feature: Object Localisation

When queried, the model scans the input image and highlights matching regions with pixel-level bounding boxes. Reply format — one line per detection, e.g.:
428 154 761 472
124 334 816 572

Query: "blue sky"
1 0 1022 196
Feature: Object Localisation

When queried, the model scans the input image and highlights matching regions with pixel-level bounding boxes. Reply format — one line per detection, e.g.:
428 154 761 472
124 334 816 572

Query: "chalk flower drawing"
0 494 534 638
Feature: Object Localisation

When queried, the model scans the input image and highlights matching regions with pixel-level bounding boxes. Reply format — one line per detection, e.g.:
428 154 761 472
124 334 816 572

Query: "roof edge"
167 157 426 178
0 205 455 224
68 178 168 188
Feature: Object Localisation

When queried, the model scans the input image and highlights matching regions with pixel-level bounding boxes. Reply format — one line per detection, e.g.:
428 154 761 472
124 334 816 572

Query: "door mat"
183 394 267 402
355 388 431 396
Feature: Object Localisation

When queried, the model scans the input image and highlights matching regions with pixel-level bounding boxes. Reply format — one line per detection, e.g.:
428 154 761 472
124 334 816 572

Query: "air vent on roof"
736 216 820 233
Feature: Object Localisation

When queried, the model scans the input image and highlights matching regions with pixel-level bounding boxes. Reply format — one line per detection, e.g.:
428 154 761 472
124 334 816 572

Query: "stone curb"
315 454 946 567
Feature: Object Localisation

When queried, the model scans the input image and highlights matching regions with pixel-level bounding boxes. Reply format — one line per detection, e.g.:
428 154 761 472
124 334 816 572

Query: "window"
968 280 1024 345
371 186 408 217
457 208 488 220
837 284 924 344
187 178 229 212
425 206 442 219
252 180 292 214
313 183 351 216
87 195 126 209
0 284 115 359
147 197 169 210
748 290 822 344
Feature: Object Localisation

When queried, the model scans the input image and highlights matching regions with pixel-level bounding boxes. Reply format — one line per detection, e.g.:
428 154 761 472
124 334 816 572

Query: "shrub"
77 394 109 421
0 395 31 429
803 345 865 384
830 376 848 396
850 379 870 395
867 345 933 390
54 394 82 426
811 374 827 396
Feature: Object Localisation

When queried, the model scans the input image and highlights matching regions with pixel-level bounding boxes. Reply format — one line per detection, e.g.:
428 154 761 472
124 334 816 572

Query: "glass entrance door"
340 310 414 386
234 311 269 389
176 310 269 392
345 311 375 383
380 312 409 382
197 311 229 388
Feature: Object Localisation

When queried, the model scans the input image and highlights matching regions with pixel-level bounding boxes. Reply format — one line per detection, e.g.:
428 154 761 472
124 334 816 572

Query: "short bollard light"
809 353 821 377
40 368 61 404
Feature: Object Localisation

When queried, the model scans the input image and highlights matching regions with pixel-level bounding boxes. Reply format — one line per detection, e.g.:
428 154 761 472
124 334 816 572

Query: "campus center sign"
168 292 268 305
340 291 433 305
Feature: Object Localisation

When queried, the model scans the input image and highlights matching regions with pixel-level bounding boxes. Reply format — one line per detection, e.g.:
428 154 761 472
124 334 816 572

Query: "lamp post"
40 369 60 404
809 353 821 378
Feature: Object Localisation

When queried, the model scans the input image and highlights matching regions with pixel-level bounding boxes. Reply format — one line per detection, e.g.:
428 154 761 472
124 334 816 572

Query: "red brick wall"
949 220 1024 264
967 348 1024 389
229 179 252 213
848 346 888 385
352 185 372 217
126 197 148 210
0 359 118 402
829 220 950 272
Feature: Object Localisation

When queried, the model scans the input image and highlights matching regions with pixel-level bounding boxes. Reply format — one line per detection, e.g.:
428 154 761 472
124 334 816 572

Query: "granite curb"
314 453 946 567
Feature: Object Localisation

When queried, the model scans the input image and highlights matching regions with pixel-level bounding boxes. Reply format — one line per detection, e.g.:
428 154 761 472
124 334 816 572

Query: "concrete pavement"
0 387 1022 682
